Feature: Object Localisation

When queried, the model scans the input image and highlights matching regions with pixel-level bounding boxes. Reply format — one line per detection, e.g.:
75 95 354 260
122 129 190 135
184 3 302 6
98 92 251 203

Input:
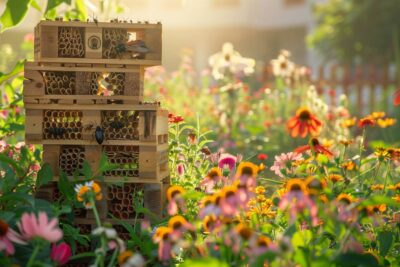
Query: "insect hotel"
24 19 168 241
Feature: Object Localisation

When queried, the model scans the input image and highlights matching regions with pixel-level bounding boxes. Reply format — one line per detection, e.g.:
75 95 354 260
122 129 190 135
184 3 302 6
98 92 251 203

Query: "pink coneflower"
166 185 186 216
0 219 25 255
176 163 185 176
218 153 237 170
279 179 318 226
270 152 303 178
51 242 72 266
18 212 63 243
200 167 226 193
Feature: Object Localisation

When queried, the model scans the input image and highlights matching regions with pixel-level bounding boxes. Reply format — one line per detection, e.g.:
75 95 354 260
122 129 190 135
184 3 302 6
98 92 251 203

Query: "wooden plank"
25 61 140 73
24 95 142 101
35 57 161 66
51 175 169 184
39 25 58 58
81 110 100 141
85 27 102 59
23 69 45 96
37 20 162 29
85 146 102 173
25 138 167 147
25 109 43 142
25 103 161 110
42 145 61 175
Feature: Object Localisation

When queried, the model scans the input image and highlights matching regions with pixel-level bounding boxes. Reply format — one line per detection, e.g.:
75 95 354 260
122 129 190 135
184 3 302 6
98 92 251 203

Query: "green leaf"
316 154 329 164
359 195 400 208
82 161 92 179
58 172 74 201
0 60 25 85
36 163 54 188
377 231 393 257
292 230 312 248
46 0 72 13
0 0 32 32
180 258 229 267
0 153 24 177
30 0 41 12
75 0 88 20
334 252 380 267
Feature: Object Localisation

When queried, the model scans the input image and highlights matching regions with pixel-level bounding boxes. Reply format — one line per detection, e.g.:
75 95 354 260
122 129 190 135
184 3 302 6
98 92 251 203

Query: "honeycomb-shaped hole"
58 27 85 58
43 110 83 139
90 72 125 95
43 71 76 95
59 145 85 176
101 111 139 140
103 146 139 177
106 183 144 220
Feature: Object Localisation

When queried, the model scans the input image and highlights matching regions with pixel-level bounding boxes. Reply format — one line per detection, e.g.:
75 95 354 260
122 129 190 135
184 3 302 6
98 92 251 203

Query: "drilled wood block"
34 20 162 65
24 62 143 102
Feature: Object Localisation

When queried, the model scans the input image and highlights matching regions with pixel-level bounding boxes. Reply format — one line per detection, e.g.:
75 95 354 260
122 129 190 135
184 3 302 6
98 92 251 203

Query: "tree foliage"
308 0 400 64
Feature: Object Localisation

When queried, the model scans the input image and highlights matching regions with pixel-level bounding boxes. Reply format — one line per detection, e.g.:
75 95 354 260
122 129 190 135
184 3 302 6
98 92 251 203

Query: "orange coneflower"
371 111 385 119
305 177 327 196
365 204 386 216
235 223 253 241
236 162 259 177
341 117 356 128
287 108 322 138
294 138 334 158
370 184 384 191
285 178 307 193
327 174 344 183
341 160 357 171
377 118 396 128
166 185 185 202
336 193 354 205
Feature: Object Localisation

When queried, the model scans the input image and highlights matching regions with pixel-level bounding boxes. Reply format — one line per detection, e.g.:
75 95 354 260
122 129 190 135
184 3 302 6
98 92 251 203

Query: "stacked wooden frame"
24 19 168 243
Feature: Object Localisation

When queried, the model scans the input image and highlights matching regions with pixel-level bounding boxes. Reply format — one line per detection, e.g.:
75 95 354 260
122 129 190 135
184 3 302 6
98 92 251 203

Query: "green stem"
27 245 40 267
91 199 106 267
107 247 119 267
383 160 392 193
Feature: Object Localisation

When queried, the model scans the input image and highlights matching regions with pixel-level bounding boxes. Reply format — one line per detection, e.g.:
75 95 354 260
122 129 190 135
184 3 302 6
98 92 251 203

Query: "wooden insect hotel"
24 19 168 243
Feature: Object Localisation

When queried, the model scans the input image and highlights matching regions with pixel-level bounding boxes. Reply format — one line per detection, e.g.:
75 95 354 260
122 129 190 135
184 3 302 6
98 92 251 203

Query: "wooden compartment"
36 178 169 220
25 105 168 145
34 20 162 65
24 62 144 104
42 144 169 182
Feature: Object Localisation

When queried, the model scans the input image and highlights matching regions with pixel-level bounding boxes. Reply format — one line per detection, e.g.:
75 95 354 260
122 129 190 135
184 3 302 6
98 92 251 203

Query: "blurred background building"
0 0 323 71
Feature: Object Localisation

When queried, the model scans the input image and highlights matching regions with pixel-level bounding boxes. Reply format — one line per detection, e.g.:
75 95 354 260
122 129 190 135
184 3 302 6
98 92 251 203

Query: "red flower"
51 242 72 266
358 116 375 128
257 153 268 161
287 108 322 138
394 89 400 106
294 138 333 158
168 113 184 124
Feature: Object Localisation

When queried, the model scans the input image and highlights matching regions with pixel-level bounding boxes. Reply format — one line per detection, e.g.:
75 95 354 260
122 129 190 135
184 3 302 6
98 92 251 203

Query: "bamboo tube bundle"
107 190 115 201
102 28 128 58
58 27 84 58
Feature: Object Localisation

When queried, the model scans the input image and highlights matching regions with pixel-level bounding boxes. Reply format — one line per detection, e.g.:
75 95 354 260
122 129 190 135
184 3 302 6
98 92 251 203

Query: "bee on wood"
83 122 95 131
110 119 124 129
115 40 150 59
48 127 66 138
